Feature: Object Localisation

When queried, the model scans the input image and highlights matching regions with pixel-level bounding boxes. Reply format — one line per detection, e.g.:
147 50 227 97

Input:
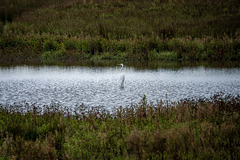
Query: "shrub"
0 95 240 159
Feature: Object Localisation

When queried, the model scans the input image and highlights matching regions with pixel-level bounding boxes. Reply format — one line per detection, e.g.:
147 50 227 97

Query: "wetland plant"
0 94 240 159
0 0 240 62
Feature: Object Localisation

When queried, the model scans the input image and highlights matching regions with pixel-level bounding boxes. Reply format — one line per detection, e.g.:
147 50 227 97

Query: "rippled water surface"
1 62 240 110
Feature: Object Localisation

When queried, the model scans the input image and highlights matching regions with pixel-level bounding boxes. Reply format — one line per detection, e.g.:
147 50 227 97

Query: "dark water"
0 61 240 110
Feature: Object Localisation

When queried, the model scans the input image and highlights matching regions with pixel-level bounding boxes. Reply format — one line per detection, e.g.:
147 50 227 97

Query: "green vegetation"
0 95 240 159
0 0 240 62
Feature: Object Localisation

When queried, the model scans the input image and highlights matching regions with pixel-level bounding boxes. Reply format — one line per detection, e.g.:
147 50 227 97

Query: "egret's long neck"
120 64 124 71
121 66 123 71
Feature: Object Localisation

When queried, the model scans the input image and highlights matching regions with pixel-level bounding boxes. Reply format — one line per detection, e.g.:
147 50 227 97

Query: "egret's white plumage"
117 63 125 89
118 63 124 70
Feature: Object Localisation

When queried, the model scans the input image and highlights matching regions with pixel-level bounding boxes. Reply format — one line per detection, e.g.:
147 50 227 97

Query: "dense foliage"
0 95 240 159
0 0 240 61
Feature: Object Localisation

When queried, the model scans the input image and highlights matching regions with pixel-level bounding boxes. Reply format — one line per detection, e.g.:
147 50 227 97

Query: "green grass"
0 0 240 62
0 95 240 159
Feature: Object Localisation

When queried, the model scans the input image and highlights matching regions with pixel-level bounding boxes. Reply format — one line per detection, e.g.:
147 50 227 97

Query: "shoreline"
0 95 240 159
1 36 240 62
1 0 240 62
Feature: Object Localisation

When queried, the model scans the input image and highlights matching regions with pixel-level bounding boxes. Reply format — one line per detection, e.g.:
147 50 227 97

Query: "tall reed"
0 0 239 62
0 94 240 159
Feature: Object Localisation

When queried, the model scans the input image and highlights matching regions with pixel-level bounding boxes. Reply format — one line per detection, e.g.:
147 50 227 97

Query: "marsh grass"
0 94 240 159
0 0 240 62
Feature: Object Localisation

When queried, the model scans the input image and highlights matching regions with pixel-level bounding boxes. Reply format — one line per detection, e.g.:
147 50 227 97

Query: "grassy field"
0 95 240 159
0 0 240 62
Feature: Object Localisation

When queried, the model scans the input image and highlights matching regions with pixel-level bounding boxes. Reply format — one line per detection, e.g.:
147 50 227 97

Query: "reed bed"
0 0 240 62
0 94 240 159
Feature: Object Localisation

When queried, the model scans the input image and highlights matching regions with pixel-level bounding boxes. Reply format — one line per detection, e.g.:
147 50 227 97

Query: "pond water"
0 61 240 111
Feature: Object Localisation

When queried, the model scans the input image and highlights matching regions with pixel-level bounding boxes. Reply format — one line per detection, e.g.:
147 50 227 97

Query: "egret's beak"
117 64 121 66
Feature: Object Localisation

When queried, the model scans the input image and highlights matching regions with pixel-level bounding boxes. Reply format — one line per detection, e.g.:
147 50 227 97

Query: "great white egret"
117 63 125 89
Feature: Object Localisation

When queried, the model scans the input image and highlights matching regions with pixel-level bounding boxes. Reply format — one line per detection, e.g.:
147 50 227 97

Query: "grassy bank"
0 95 240 159
0 0 240 62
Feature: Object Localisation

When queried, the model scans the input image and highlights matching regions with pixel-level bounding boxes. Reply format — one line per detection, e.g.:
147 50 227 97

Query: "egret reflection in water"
117 63 125 89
